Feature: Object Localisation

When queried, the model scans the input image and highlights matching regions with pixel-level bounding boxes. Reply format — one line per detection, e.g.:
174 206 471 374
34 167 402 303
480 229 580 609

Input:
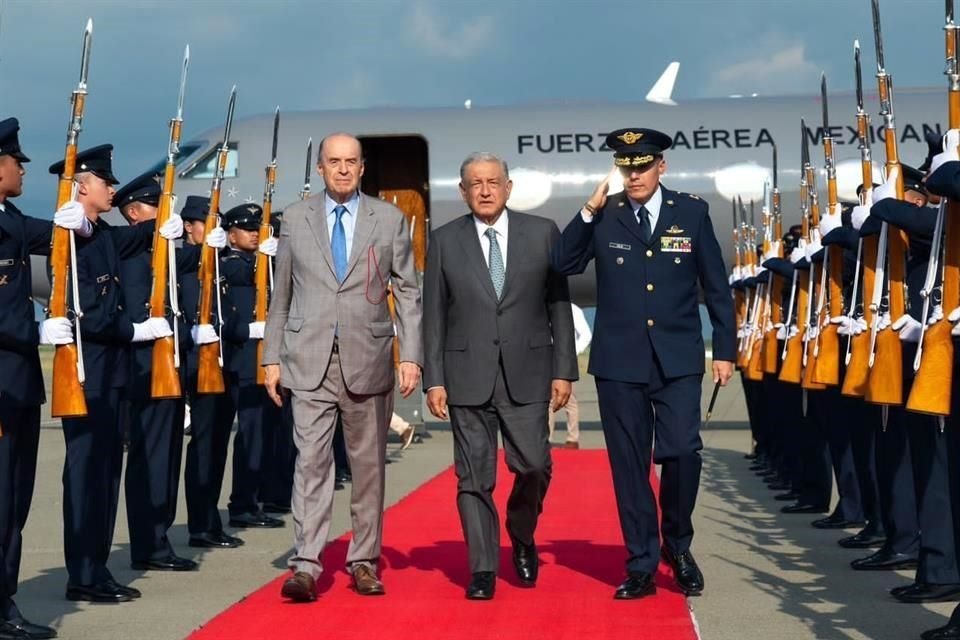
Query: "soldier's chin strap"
68 181 85 385
167 194 181 369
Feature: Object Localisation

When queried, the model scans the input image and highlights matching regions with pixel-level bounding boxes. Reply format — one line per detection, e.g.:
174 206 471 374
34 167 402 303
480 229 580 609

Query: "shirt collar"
325 190 360 217
474 209 509 237
628 186 662 218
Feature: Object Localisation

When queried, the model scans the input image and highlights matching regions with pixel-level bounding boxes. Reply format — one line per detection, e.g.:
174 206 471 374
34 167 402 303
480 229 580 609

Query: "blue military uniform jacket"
0 202 50 407
552 187 736 383
219 248 258 384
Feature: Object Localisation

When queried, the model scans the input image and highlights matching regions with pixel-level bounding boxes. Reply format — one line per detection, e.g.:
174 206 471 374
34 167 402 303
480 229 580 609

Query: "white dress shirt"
474 209 509 270
571 303 592 355
324 190 359 258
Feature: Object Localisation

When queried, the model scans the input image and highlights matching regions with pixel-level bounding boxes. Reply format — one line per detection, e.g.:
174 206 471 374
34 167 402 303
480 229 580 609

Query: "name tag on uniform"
96 274 111 283
661 237 692 253
0 258 14 266
609 242 631 251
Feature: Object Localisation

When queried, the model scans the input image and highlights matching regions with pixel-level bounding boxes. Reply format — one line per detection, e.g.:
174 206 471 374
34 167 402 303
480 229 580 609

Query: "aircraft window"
142 142 205 176
182 143 239 179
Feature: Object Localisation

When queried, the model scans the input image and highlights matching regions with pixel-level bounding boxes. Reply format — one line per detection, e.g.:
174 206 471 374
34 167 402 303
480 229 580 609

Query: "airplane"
30 63 948 307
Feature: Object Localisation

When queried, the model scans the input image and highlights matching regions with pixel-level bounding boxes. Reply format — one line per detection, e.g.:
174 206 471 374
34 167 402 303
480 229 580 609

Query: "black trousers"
124 397 185 562
227 378 269 516
448 364 551 574
846 398 883 526
259 399 296 506
818 386 865 521
796 390 833 507
61 388 123 586
184 388 234 535
596 355 703 575
0 404 40 622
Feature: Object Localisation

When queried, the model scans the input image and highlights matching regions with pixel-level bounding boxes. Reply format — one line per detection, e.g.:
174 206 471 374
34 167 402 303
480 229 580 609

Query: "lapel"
650 187 680 245
302 193 336 280
457 214 499 302
341 193 377 284
614 193 647 244
501 209 523 300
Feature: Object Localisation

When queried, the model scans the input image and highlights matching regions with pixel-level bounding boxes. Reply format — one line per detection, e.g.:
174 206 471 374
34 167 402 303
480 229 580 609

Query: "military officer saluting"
552 128 736 599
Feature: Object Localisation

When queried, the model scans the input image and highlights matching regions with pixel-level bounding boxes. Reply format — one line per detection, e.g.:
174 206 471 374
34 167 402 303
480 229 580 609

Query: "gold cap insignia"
247 206 259 214
617 131 644 145
615 154 655 167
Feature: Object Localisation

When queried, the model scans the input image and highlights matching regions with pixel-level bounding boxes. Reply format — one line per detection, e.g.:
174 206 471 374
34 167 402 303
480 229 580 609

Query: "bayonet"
270 105 280 164
300 137 312 200
820 72 830 134
872 0 885 73
855 40 864 112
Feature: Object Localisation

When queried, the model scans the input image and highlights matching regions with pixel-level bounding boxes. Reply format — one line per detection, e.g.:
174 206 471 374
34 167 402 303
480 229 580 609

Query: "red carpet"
189 450 698 640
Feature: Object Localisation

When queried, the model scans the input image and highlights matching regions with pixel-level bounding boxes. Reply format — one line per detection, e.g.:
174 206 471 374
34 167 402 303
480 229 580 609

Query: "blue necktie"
332 205 348 282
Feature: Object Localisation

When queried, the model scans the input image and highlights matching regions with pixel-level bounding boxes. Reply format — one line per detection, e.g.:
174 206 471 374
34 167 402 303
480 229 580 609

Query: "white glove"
929 305 944 325
53 201 93 237
205 226 227 249
892 314 922 343
755 265 767 277
776 324 798 340
928 129 960 177
131 317 173 343
806 323 819 341
39 317 73 345
832 316 853 336
190 323 218 345
819 204 843 238
159 213 184 240
873 168 899 203
853 317 868 335
248 321 265 340
258 237 278 257
876 311 892 332
804 235 823 261
789 246 805 264
851 203 870 230
728 273 737 286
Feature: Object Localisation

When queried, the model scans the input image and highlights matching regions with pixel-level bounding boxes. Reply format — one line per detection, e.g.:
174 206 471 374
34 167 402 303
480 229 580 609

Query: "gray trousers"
449 365 551 574
288 350 391 579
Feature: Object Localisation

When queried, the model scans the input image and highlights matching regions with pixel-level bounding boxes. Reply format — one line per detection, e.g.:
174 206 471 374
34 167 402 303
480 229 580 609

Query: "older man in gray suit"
423 152 578 600
263 133 422 601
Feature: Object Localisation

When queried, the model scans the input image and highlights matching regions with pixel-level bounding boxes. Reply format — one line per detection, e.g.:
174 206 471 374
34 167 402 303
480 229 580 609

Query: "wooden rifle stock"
254 164 276 386
745 286 765 381
779 271 807 384
812 245 843 385
842 237 876 396
761 274 782 374
196 195 225 394
866 230 905 405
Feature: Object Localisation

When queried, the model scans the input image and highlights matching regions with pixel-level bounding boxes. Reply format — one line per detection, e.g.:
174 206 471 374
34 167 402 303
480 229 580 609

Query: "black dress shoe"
661 548 704 596
334 481 345 491
189 532 244 548
0 622 29 640
228 511 284 528
851 548 918 571
614 572 655 599
781 502 829 514
811 512 865 530
4 618 56 640
335 471 352 484
893 582 960 603
838 524 886 549
512 543 538 586
262 501 292 514
923 623 960 639
767 480 792 491
65 582 134 603
104 579 141 599
132 555 198 571
465 572 495 600
774 491 801 502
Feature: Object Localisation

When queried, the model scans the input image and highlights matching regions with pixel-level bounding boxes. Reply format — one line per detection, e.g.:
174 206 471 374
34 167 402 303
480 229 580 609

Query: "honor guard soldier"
0 118 87 640
112 172 198 572
180 197 245 548
552 128 736 599
218 204 282 528
49 145 181 603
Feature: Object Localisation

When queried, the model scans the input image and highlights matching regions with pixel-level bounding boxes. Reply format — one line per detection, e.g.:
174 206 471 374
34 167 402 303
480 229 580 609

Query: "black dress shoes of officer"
262 501 292 514
774 491 801 502
781 502 829 514
891 582 960 603
189 532 245 549
811 512 865 530
614 572 655 599
850 547 919 571
838 522 886 549
131 555 199 571
1 618 56 639
65 580 138 603
766 480 792 492
466 572 496 600
661 548 704 596
512 543 538 586
228 511 284 528
923 622 960 639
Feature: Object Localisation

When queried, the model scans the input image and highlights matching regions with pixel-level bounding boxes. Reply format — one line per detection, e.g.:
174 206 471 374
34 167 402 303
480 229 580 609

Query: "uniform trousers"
184 389 235 535
260 400 296 507
227 376 269 516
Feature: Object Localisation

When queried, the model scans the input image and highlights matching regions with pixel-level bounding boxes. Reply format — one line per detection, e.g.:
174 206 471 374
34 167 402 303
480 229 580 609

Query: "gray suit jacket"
263 192 423 395
422 210 578 406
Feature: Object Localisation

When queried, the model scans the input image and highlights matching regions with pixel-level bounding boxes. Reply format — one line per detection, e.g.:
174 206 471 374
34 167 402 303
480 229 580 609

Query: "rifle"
738 197 754 369
865 0 905 406
801 122 827 391
299 137 312 200
746 198 767 380
762 146 784 374
149 45 189 400
254 107 279 386
733 199 746 366
842 39 876 398
780 122 809 385
812 72 843 386
907 0 957 416
50 19 92 418
195 87 236 394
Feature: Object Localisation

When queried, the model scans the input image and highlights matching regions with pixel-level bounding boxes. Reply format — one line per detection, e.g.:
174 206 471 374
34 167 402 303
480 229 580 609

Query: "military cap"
114 170 161 211
605 128 673 169
902 164 926 195
222 203 262 231
180 195 212 223
0 118 30 163
48 144 119 184
919 129 942 173
270 210 283 236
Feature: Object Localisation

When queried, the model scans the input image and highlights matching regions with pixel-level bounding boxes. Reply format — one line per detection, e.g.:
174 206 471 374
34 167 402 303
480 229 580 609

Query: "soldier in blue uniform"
112 172 198 571
218 204 282 528
48 145 182 603
180 197 246 548
551 128 736 599
0 117 88 640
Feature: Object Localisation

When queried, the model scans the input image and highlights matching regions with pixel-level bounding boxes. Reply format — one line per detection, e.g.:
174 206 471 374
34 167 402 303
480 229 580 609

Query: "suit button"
646 249 653 257
646 284 654 291
616 256 624 265
497 309 503 316
493 338 500 345
647 319 655 327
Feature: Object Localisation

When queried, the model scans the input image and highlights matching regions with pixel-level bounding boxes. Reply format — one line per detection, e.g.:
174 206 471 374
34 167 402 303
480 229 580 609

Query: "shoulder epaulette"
676 192 701 201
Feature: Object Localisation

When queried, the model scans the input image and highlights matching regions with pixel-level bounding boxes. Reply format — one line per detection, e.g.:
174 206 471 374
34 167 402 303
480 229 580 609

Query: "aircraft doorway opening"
358 135 429 274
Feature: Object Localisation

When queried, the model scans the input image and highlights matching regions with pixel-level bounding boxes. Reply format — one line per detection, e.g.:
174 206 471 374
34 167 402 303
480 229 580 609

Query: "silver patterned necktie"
485 227 505 299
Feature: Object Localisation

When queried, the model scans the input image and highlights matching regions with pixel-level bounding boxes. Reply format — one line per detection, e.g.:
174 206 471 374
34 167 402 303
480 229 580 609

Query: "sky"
0 0 948 216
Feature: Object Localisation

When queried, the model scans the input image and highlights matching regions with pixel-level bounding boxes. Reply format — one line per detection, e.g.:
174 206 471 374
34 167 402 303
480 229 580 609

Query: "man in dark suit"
552 128 736 599
423 152 578 600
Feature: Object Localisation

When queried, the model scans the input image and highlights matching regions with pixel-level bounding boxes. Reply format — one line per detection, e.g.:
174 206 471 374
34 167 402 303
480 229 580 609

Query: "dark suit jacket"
423 210 578 406
552 187 735 383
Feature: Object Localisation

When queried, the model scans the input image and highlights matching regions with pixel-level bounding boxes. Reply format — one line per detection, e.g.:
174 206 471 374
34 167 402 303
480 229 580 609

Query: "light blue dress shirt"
325 190 359 259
